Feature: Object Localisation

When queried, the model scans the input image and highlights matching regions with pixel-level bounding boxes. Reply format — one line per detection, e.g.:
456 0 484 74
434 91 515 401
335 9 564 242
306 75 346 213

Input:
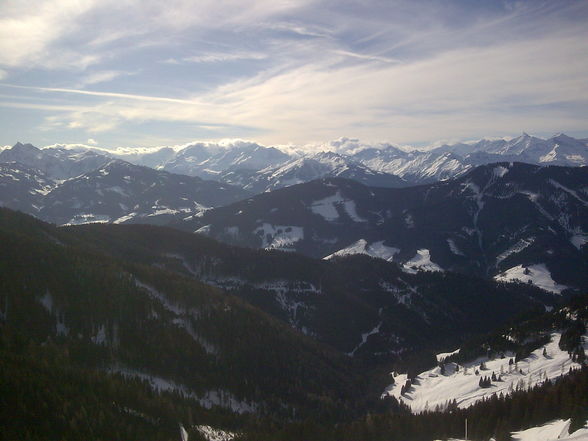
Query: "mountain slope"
0 157 250 225
54 217 556 365
220 151 408 193
176 163 588 291
0 142 110 180
38 160 250 225
0 208 364 421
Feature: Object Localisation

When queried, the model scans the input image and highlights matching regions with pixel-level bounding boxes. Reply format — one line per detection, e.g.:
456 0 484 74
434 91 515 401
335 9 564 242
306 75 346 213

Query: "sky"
0 0 587 150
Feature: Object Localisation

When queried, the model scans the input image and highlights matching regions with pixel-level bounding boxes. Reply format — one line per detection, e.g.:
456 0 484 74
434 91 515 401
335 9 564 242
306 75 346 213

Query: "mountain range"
0 206 586 441
4 132 587 192
178 162 588 292
0 132 587 440
0 143 249 225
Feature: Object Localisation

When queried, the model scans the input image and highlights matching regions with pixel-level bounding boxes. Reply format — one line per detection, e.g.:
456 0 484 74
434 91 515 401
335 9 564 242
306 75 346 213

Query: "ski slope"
442 419 588 441
382 332 587 413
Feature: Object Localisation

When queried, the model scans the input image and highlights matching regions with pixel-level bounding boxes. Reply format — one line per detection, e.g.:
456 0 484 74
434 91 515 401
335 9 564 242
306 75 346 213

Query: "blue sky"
0 0 587 150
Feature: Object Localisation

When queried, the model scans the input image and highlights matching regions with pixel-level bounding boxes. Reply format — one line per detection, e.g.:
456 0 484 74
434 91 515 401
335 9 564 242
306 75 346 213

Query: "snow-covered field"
511 419 588 441
254 223 304 250
310 191 366 222
402 249 444 274
494 264 568 294
324 238 399 261
382 332 587 413
443 419 588 441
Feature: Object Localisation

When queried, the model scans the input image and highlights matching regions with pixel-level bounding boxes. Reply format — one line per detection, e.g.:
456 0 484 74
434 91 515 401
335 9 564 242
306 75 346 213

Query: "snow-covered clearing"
511 419 588 441
402 249 444 274
494 264 567 294
493 165 509 178
310 191 366 222
382 332 587 413
570 234 587 250
324 239 399 262
254 223 304 250
444 419 588 441
64 213 110 225
495 238 534 265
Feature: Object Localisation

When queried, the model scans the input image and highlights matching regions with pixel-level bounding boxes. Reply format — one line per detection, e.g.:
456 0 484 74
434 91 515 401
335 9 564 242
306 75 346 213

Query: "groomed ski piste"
382 332 587 413
441 419 588 441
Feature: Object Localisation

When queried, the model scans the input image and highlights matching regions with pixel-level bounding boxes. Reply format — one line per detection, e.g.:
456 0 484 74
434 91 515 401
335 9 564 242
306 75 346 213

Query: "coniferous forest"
0 207 586 440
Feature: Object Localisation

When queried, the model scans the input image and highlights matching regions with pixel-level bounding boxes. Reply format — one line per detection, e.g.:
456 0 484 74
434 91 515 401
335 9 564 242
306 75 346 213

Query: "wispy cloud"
0 0 587 147
77 70 132 87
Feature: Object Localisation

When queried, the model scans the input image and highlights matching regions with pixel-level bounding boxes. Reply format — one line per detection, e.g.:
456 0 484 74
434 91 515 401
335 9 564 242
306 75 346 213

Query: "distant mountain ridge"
0 144 250 225
8 132 586 191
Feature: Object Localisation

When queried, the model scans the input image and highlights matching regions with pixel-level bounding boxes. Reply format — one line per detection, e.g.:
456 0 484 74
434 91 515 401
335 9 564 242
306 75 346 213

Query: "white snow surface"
324 239 399 262
196 425 238 441
436 348 460 363
64 213 111 225
382 332 587 414
493 165 509 178
310 191 366 222
494 264 568 294
496 238 534 265
402 249 444 273
254 223 304 250
511 419 582 441
570 234 587 250
445 419 588 441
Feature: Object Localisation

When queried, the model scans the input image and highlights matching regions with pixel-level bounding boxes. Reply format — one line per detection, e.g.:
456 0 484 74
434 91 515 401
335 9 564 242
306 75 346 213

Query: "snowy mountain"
0 163 53 214
159 140 291 180
0 158 250 226
351 133 588 184
220 151 408 193
178 162 588 291
0 142 110 180
5 133 586 192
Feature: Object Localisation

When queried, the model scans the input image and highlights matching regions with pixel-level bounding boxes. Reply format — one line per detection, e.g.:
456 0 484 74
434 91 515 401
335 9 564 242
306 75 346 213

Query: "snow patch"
254 223 304 250
447 238 465 256
196 425 238 441
109 367 256 413
64 213 111 225
347 322 382 357
436 348 460 363
310 191 366 222
324 239 399 262
402 249 444 274
494 264 568 294
570 234 587 250
493 165 509 178
496 237 535 265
